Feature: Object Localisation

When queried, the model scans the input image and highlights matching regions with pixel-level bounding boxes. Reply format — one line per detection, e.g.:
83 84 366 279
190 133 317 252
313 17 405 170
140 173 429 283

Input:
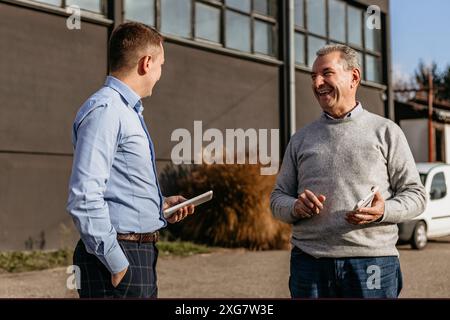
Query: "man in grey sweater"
270 44 426 298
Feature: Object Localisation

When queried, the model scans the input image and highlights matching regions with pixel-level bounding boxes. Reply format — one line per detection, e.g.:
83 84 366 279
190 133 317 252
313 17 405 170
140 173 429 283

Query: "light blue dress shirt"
67 76 166 274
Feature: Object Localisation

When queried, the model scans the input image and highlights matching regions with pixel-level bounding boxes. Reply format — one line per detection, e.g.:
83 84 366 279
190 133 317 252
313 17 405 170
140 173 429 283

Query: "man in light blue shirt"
67 22 194 298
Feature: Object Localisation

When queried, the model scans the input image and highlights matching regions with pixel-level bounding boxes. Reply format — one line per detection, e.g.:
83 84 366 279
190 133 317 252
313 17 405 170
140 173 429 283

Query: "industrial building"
0 0 392 249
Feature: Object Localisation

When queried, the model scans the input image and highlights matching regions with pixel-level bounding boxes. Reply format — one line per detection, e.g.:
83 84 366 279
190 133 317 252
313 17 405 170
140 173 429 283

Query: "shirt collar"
323 102 363 120
104 76 142 112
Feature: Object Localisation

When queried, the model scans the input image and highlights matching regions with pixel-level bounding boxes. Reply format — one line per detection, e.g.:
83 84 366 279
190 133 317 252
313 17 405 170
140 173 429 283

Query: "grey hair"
316 44 361 71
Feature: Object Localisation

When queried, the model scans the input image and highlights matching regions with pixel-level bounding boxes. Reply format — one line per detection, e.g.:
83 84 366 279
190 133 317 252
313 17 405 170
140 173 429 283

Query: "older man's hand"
294 189 326 219
164 195 195 223
346 191 385 225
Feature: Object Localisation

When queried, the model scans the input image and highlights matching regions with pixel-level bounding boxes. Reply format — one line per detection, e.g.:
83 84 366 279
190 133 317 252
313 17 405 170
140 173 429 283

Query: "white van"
398 163 450 249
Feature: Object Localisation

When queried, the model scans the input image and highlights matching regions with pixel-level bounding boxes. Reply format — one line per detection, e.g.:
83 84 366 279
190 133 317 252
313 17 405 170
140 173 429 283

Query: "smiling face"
311 51 360 116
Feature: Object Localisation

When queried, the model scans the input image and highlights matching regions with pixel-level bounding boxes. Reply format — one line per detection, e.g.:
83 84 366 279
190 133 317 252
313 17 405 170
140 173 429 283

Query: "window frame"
123 0 278 58
194 1 222 44
31 0 107 15
294 0 384 84
123 0 156 27
7 0 111 25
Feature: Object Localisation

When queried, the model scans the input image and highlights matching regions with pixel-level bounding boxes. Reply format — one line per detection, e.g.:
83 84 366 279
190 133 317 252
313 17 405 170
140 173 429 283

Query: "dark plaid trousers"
73 239 159 298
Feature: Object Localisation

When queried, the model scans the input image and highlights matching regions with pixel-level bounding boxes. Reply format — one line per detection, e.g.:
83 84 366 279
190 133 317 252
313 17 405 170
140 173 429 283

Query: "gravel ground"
1 237 450 298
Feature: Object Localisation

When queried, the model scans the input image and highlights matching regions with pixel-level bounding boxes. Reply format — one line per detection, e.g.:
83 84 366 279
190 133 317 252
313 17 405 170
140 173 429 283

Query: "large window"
225 0 277 56
294 0 304 28
123 0 278 58
66 0 102 13
328 0 345 43
226 0 251 12
33 0 104 14
306 0 325 36
225 10 251 52
124 0 155 26
161 0 192 38
347 6 362 47
196 2 221 43
34 0 61 5
294 33 305 65
307 37 326 68
294 0 384 84
254 20 274 55
254 0 276 16
366 54 382 83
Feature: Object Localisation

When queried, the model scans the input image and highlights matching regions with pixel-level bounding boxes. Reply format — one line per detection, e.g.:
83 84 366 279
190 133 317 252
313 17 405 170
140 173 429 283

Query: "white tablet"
163 190 213 219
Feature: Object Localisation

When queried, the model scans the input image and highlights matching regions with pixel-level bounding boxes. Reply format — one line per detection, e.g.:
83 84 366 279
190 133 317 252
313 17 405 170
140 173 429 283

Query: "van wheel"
411 221 427 250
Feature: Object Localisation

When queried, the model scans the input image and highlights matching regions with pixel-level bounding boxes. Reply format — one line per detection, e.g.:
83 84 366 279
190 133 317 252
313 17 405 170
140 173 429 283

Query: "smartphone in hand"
354 186 379 210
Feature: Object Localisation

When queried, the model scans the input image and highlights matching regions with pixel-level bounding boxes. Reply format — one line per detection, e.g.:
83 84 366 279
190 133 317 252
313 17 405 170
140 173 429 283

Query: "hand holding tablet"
163 190 213 219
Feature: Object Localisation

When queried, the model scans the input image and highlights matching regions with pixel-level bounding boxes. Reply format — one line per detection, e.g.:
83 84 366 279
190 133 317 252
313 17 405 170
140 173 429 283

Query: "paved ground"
1 237 450 298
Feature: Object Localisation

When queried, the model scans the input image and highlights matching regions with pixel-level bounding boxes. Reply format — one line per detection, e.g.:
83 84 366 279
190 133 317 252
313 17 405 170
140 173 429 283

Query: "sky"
390 0 450 81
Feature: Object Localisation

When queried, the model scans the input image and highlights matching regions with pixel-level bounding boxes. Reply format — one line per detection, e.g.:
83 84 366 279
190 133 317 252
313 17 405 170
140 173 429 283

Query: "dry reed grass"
160 163 291 250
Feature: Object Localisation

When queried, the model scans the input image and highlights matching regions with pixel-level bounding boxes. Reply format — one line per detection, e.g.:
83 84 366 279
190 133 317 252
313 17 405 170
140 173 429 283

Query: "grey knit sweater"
270 108 427 258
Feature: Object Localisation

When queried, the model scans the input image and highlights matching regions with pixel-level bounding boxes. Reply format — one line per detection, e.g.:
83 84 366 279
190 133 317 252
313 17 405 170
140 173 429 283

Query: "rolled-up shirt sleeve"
66 103 129 274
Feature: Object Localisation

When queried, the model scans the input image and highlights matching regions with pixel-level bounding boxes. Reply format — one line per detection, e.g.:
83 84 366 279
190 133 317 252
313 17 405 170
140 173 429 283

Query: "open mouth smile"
316 87 334 97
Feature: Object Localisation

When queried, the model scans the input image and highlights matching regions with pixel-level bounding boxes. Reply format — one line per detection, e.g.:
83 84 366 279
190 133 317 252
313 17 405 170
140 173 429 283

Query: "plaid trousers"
73 239 159 298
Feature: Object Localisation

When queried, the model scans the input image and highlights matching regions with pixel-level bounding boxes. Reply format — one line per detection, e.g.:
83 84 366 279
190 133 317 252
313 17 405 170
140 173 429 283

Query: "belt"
117 231 159 243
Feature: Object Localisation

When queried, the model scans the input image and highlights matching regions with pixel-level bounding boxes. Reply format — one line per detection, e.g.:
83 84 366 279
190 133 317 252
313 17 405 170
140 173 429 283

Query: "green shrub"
160 163 291 250
0 249 72 273
157 241 211 256
0 242 211 273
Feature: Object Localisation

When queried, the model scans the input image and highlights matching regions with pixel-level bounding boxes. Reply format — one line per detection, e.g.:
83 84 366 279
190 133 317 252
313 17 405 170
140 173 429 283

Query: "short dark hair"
109 22 163 73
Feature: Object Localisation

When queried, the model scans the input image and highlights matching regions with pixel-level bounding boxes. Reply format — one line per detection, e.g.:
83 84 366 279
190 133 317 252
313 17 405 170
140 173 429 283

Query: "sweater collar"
323 102 363 120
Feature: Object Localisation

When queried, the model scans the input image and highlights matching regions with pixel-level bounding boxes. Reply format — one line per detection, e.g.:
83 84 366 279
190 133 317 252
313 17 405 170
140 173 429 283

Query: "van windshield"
419 173 427 186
